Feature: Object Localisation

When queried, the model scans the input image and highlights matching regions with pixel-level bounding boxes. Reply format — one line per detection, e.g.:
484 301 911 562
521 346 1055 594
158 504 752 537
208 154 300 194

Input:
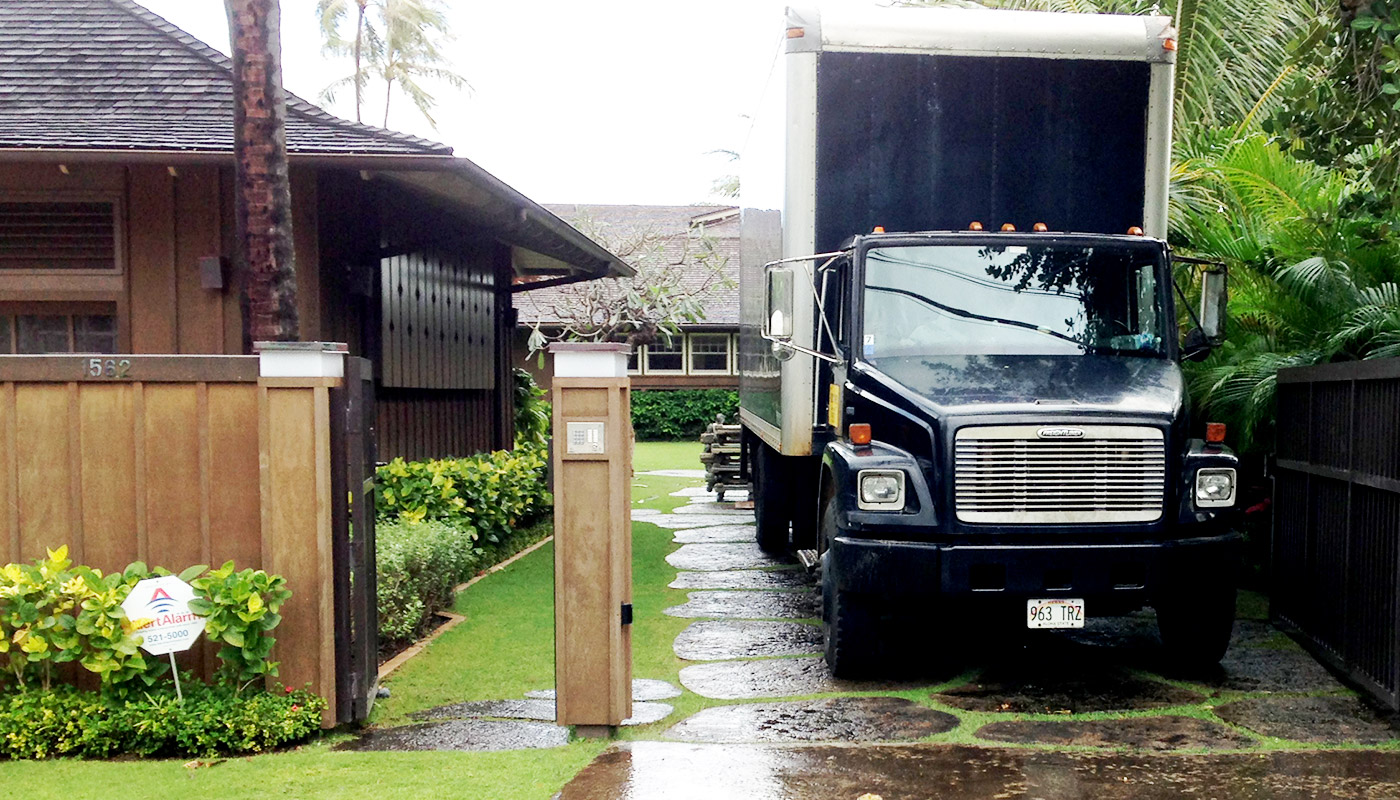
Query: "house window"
689 333 730 373
645 337 684 373
0 306 117 354
0 201 119 272
627 346 641 374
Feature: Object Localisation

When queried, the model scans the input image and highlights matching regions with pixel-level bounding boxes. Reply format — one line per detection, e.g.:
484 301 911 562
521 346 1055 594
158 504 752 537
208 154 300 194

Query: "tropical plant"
188 563 292 686
316 0 468 129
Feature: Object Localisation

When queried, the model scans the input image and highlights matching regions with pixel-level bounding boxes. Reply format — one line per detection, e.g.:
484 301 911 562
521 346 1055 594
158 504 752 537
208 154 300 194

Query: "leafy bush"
513 367 550 447
631 389 738 440
0 550 291 697
375 444 551 532
0 682 323 759
376 520 478 642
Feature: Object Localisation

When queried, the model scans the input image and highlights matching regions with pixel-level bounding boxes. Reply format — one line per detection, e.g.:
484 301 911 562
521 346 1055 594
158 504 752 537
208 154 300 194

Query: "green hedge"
374 443 553 646
0 683 324 759
631 389 739 440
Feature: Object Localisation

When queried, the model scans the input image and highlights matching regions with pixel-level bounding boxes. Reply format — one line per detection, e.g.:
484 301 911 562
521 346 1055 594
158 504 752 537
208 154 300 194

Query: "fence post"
256 341 347 728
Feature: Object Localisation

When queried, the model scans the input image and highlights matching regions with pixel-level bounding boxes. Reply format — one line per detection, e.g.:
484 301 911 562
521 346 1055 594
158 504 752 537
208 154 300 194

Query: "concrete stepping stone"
408 697 675 727
638 514 748 530
1215 696 1398 744
526 678 682 702
670 569 812 591
667 542 794 571
673 620 823 661
936 666 1204 713
337 719 568 752
672 502 753 517
664 590 820 620
671 486 750 502
639 469 707 478
666 697 958 743
673 524 758 544
976 716 1254 751
679 655 915 700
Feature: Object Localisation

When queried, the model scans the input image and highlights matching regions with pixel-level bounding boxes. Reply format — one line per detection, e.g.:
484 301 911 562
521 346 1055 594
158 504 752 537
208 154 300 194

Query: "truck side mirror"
765 267 795 341
1199 266 1227 346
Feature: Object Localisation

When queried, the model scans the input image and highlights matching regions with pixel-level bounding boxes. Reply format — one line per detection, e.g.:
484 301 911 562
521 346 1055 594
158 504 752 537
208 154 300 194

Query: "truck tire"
820 497 878 678
752 443 790 553
1156 588 1236 668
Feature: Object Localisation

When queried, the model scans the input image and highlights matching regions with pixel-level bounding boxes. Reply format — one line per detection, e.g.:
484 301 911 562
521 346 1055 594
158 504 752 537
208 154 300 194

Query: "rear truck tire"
820 496 879 678
753 442 790 553
1156 587 1236 668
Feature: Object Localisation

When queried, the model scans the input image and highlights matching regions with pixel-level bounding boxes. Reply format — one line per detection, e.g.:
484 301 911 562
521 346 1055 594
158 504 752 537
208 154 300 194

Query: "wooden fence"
1274 358 1400 711
0 354 370 726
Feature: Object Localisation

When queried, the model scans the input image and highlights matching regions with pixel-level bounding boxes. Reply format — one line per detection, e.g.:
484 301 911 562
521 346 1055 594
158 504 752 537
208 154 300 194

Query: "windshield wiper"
867 284 1084 348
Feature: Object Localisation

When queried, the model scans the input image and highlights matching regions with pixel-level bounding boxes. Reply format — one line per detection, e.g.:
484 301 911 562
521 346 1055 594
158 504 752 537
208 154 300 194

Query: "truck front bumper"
826 533 1241 608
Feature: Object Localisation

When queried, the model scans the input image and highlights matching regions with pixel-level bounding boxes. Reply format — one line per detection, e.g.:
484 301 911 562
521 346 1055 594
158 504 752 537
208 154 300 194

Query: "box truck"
738 5 1239 676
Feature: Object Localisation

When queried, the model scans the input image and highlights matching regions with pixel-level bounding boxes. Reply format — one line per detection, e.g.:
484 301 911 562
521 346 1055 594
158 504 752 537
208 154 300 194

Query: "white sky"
134 0 871 205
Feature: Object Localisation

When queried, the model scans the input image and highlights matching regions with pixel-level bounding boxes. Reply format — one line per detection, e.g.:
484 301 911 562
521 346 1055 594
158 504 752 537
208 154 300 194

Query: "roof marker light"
1127 226 1144 236
786 27 805 39
849 423 872 445
969 221 983 231
872 226 885 233
1206 423 1226 443
1163 37 1178 51
1001 223 1016 232
1033 222 1048 232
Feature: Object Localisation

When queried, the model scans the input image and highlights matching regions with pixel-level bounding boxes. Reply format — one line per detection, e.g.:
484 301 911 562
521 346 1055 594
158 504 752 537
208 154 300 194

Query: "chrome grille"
955 424 1166 524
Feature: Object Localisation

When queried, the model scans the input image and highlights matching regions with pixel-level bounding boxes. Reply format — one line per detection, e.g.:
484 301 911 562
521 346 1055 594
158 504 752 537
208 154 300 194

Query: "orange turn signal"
872 226 885 233
969 221 984 231
1127 226 1144 236
849 423 872 445
786 27 805 39
1163 37 1178 51
1206 423 1226 443
1001 223 1016 232
1033 222 1048 232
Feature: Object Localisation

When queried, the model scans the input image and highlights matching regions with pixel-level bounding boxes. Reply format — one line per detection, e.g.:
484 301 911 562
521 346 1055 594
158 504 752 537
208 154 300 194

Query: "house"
0 0 630 461
515 204 740 390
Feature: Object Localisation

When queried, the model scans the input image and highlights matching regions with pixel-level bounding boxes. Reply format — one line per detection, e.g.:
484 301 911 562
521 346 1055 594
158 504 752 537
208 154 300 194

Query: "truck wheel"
823 556 877 678
753 443 790 553
1157 588 1236 668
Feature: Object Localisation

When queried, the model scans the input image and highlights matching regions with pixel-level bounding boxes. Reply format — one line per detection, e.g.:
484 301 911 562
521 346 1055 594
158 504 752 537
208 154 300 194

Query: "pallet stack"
699 414 748 501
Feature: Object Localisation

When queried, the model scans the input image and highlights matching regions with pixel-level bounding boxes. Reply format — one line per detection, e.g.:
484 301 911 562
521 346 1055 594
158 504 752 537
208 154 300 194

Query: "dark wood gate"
1274 359 1400 711
331 357 379 724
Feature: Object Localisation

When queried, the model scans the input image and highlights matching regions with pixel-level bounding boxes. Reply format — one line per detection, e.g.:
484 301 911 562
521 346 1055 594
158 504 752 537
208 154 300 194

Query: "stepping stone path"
935 665 1206 714
666 542 794 571
408 698 676 727
976 716 1255 751
672 524 758 544
666 697 958 743
337 719 569 752
527 678 683 703
664 590 820 620
1215 695 1399 744
669 568 812 591
672 620 822 661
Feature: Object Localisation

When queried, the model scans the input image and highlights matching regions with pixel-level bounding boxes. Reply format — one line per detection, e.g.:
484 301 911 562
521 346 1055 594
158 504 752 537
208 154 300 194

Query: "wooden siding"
0 355 338 723
379 240 495 391
376 387 499 461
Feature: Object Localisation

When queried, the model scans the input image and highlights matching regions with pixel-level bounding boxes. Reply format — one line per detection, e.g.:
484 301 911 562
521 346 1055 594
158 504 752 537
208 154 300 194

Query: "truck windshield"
861 243 1167 360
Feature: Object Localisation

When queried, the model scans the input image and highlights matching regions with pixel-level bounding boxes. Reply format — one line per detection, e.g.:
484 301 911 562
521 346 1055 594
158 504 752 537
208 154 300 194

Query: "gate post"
549 342 632 736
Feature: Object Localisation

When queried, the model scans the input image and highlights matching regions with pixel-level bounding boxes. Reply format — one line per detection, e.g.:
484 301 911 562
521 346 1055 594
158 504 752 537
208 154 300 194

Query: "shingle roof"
0 0 452 156
515 204 741 328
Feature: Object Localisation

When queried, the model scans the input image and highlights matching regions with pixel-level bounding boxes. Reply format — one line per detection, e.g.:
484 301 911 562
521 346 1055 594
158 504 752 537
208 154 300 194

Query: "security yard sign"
121 575 206 656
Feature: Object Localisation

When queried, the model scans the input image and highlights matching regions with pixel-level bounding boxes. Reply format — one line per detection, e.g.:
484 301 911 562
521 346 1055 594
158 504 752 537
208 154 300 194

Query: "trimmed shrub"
0 682 324 759
631 389 739 440
375 520 478 642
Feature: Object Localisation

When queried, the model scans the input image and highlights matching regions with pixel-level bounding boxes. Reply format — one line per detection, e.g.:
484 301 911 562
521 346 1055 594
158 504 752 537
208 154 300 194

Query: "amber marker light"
1127 226 1145 236
786 27 805 38
872 226 885 233
969 221 984 231
1163 37 1178 51
1001 223 1016 232
1206 423 1226 443
1033 222 1048 232
849 423 873 445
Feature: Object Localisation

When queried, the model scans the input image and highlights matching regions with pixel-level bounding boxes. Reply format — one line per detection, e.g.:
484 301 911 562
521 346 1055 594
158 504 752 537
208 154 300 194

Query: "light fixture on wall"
198 256 226 290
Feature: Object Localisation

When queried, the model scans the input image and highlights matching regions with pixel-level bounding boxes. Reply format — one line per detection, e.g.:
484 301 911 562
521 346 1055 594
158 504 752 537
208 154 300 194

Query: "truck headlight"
858 469 905 511
1195 468 1236 508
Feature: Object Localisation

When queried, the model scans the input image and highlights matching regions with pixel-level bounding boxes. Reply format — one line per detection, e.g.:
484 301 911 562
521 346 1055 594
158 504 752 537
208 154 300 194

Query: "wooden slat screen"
380 246 494 391
0 201 117 271
376 387 498 461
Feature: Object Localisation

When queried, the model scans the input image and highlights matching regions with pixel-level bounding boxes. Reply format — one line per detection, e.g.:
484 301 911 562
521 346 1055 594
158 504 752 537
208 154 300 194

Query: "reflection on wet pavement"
666 542 797 571
679 656 918 700
936 665 1205 713
664 590 819 620
337 719 569 752
668 568 812 591
672 620 822 661
559 742 1400 799
665 697 958 743
976 715 1255 750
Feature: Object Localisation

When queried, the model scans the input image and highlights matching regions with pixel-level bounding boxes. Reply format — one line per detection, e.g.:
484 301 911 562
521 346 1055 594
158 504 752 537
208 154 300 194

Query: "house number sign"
87 358 133 379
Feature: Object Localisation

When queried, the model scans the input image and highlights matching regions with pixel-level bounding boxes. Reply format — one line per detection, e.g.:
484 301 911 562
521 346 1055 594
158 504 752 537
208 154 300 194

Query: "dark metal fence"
1274 359 1400 711
331 357 379 724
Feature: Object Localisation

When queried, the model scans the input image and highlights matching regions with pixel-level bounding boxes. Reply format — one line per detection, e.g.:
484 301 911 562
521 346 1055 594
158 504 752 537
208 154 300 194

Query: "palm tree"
226 0 300 343
316 0 467 129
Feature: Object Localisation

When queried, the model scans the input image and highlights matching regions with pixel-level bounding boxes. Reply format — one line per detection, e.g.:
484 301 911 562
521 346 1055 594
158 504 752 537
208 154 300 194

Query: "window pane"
16 315 69 354
627 346 641 373
690 334 729 372
73 315 117 354
646 338 683 372
0 316 11 354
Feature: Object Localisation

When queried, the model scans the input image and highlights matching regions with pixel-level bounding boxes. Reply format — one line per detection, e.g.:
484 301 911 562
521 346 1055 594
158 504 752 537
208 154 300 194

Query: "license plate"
1027 598 1085 629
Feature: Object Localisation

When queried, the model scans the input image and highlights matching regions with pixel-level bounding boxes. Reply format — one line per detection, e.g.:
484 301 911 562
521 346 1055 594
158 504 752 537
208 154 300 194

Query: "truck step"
795 549 819 571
